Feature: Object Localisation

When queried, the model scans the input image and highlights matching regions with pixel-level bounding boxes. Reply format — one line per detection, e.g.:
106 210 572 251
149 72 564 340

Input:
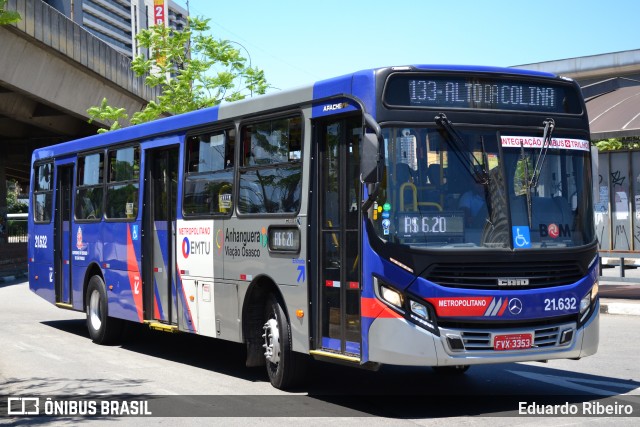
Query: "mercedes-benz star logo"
508 298 523 315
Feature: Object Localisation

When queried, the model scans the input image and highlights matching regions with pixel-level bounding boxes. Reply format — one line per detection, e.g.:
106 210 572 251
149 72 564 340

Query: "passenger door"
54 164 73 306
143 147 179 325
315 116 362 357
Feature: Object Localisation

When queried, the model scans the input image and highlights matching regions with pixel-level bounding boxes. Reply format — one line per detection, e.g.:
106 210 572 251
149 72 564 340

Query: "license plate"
493 333 532 351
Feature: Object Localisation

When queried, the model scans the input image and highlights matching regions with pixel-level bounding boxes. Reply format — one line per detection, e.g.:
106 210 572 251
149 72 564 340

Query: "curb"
600 299 640 316
0 272 26 284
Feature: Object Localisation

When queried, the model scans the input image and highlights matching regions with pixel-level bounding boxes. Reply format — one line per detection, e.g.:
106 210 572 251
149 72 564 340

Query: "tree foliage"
88 17 268 131
594 137 640 152
87 98 129 134
0 0 21 25
6 180 27 213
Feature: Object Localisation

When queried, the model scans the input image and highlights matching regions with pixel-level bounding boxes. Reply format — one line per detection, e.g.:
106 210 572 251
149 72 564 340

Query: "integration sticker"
501 136 589 152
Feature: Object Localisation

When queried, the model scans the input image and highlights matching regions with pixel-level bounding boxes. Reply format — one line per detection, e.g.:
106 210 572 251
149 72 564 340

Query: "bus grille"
424 261 584 289
461 326 561 351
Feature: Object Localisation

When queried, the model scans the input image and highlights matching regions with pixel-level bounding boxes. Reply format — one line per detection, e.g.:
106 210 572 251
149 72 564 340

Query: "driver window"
184 128 235 216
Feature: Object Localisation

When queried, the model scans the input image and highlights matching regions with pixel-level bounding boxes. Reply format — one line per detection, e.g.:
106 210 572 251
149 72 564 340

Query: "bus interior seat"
427 164 441 186
395 163 414 185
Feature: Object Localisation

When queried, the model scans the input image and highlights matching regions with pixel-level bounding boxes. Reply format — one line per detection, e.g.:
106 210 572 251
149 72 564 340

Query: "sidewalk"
599 281 640 316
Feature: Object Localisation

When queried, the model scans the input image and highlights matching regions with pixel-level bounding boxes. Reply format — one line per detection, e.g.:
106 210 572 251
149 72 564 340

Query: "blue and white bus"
29 65 599 389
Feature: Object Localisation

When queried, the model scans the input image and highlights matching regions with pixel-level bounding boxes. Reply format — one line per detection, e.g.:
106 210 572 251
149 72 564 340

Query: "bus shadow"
42 319 88 339
41 319 640 417
302 362 640 417
42 318 266 383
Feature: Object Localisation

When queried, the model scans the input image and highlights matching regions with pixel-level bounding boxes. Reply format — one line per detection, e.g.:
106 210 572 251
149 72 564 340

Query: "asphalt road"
1 279 639 426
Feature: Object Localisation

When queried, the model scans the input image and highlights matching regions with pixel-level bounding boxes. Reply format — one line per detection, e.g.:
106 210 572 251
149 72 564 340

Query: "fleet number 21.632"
544 297 577 311
34 235 48 248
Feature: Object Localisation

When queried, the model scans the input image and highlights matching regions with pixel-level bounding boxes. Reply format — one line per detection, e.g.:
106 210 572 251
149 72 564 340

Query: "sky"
173 0 640 93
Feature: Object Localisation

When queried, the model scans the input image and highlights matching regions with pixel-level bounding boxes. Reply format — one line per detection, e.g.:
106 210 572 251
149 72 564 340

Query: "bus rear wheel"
263 294 307 390
86 275 123 345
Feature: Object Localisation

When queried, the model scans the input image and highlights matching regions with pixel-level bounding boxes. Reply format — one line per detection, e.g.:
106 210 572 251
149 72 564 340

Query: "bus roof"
32 64 560 162
409 64 558 78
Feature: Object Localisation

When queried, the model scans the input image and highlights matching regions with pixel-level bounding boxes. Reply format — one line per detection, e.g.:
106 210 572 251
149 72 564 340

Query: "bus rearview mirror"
361 132 380 184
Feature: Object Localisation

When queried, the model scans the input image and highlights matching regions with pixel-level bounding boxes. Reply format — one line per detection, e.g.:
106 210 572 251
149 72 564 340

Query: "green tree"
6 180 27 213
594 137 640 151
0 0 21 25
88 17 268 132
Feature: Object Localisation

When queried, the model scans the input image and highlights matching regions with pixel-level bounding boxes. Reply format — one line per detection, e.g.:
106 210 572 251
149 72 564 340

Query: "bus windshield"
371 126 594 249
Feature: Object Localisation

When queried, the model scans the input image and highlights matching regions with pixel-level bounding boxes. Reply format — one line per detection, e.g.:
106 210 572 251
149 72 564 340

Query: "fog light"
446 335 465 351
559 329 574 345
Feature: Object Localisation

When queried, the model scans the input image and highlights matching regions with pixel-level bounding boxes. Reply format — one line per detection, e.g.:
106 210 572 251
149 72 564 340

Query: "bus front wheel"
263 294 306 389
86 275 123 345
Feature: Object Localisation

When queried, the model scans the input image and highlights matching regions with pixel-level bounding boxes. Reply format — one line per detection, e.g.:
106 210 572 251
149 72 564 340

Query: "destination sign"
384 74 581 114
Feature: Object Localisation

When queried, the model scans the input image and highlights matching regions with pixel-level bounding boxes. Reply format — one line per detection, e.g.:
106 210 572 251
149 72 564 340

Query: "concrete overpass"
0 0 156 265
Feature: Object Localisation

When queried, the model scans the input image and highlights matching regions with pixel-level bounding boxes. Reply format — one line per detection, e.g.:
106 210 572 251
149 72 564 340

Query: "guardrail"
0 213 27 277
600 251 640 283
5 213 27 243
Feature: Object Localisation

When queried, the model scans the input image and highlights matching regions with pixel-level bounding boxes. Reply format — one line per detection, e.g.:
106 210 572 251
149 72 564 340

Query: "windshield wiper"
529 118 555 188
521 118 555 229
435 113 488 185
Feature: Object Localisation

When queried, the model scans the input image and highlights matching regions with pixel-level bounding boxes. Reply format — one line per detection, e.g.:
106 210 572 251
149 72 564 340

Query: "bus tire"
86 275 123 345
263 293 307 389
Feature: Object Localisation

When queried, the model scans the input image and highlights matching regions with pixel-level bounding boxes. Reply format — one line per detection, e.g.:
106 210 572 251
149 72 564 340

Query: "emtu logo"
182 237 190 258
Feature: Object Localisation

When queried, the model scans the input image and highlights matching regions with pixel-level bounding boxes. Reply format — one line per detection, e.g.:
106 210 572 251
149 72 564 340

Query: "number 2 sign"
154 0 165 25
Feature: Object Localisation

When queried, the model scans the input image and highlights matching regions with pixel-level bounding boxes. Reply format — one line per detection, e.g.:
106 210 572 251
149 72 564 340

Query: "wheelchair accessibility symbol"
512 226 531 248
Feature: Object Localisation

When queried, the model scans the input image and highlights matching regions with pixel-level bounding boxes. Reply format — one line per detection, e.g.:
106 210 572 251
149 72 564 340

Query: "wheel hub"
89 289 102 331
262 318 280 364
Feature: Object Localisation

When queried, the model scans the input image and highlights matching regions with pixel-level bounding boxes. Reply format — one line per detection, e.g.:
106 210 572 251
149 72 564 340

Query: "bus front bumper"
366 299 599 367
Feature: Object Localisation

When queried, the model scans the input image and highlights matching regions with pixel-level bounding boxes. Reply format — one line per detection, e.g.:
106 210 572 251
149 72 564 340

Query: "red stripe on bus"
361 297 403 319
177 268 196 333
498 298 509 316
126 226 144 322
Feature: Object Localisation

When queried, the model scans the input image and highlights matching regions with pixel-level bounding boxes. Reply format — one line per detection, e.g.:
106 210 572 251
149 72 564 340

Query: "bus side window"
238 116 302 215
105 146 140 220
33 162 53 223
183 129 235 216
75 152 104 221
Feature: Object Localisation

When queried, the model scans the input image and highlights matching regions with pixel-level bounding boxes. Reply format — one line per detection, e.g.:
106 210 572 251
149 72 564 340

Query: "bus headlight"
579 293 591 314
410 300 430 321
591 280 599 302
580 281 599 314
380 284 404 309
408 299 437 333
